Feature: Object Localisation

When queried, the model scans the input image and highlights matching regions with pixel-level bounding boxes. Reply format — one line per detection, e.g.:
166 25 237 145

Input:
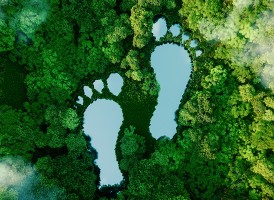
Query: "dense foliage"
0 0 273 199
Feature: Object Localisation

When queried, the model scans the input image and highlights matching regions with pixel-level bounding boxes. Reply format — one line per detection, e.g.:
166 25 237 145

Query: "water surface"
170 24 180 36
84 100 123 185
107 73 123 96
150 19 192 139
93 80 104 93
150 44 191 139
83 73 124 186
84 86 93 98
152 18 167 40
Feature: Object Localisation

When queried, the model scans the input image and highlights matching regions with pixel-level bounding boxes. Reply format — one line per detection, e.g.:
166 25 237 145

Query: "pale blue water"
150 18 192 139
82 18 194 185
84 86 93 98
196 50 202 57
152 18 167 40
83 74 124 186
190 40 198 48
150 44 191 139
182 34 190 41
76 96 83 105
84 100 123 186
93 80 104 93
170 24 181 36
107 73 123 96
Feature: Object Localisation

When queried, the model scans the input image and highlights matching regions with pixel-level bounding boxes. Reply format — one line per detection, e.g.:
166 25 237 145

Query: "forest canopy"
0 0 274 199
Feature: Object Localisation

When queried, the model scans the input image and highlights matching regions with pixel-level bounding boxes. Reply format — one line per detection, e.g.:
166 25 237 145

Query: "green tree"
130 5 153 48
119 126 146 171
201 65 227 93
123 137 189 199
178 91 215 126
0 19 15 52
0 105 36 159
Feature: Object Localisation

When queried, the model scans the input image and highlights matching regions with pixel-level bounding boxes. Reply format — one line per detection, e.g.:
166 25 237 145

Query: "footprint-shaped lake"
150 18 192 139
83 74 124 186
81 18 194 186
